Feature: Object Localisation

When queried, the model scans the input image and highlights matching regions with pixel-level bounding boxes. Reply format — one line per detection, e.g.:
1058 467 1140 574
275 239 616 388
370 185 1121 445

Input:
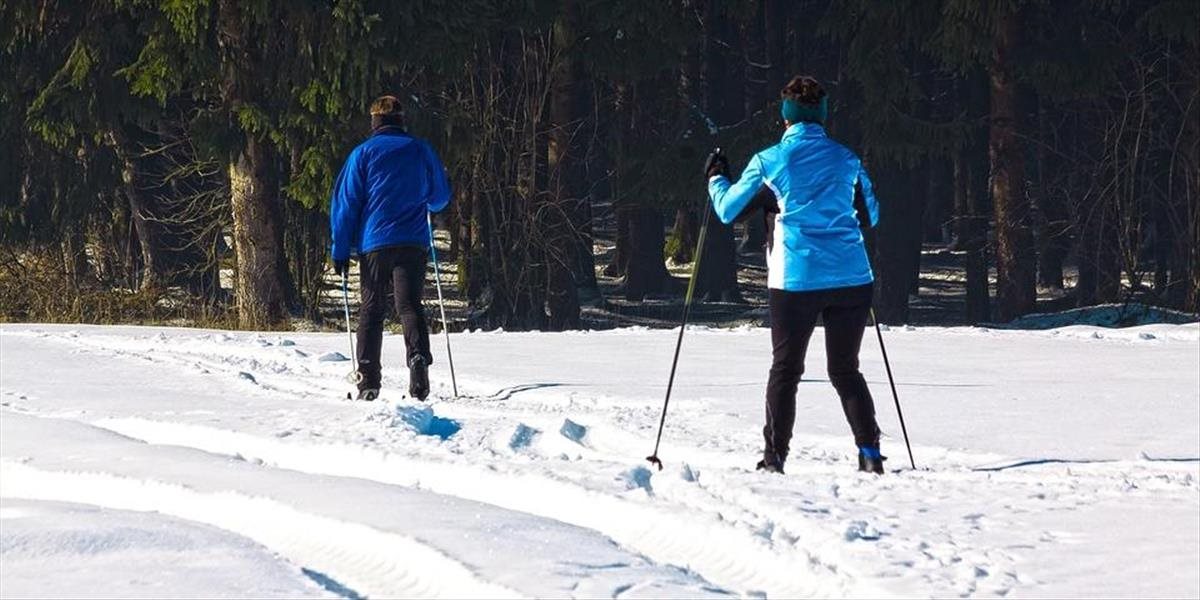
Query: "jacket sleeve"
708 154 766 225
855 162 879 228
330 148 366 261
423 142 451 214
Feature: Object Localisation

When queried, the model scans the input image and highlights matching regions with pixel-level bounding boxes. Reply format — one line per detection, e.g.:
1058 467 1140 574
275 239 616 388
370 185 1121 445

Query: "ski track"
88 416 868 598
2 325 1198 598
0 461 519 599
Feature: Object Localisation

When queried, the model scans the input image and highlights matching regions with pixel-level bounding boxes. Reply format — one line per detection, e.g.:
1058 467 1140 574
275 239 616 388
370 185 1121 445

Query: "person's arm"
708 154 766 225
854 162 879 229
330 148 366 261
423 142 451 213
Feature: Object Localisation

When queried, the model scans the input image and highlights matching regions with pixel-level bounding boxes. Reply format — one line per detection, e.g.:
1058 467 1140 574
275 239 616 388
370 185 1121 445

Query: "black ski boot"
356 388 380 401
756 452 785 474
858 446 886 475
408 355 429 401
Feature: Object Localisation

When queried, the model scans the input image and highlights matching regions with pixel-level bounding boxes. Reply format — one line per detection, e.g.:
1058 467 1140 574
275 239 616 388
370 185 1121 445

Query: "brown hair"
781 76 825 106
370 95 405 130
370 95 404 116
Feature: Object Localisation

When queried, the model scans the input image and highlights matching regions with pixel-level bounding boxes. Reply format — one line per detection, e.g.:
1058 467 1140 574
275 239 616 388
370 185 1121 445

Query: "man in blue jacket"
706 76 885 474
330 95 451 401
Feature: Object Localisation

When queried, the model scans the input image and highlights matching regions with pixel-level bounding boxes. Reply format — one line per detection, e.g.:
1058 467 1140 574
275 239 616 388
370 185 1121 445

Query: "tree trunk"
954 153 991 323
669 207 698 264
738 9 769 260
1033 98 1069 291
1179 46 1200 313
107 130 168 290
695 204 743 302
624 206 673 301
1075 195 1123 306
544 0 587 329
282 198 328 322
989 10 1037 321
873 163 926 324
62 225 90 289
605 205 631 278
694 0 743 303
229 135 290 328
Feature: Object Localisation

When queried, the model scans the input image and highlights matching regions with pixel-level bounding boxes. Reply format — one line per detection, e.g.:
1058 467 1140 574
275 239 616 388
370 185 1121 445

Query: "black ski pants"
764 283 880 463
356 245 432 390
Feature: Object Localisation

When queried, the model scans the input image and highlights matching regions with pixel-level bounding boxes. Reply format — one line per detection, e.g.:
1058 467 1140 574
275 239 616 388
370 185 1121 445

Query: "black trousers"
764 283 880 462
356 245 432 390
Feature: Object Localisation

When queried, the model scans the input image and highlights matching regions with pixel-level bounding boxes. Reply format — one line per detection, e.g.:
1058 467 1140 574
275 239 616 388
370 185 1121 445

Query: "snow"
0 499 328 598
1 322 1197 598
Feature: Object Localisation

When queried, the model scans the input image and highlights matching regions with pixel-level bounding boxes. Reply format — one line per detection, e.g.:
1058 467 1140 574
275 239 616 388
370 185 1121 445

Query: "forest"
1 0 1197 330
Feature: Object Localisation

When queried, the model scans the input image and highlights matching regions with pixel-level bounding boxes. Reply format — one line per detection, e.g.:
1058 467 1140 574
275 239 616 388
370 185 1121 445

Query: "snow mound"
389 406 461 440
316 351 349 362
995 303 1198 330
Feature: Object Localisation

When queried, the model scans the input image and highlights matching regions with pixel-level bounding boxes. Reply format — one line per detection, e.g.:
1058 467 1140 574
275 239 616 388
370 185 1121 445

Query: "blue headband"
781 96 828 124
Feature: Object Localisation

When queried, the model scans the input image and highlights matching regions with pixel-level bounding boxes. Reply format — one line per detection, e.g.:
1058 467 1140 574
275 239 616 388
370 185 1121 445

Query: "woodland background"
1 0 1197 330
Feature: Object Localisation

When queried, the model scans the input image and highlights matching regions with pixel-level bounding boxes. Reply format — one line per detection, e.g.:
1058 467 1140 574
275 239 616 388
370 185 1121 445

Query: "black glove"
333 259 350 278
704 148 729 178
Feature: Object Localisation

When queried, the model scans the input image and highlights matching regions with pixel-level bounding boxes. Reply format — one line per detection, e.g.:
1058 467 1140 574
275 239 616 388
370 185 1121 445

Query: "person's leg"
391 246 432 366
763 288 821 466
392 246 432 399
356 249 395 391
821 283 880 449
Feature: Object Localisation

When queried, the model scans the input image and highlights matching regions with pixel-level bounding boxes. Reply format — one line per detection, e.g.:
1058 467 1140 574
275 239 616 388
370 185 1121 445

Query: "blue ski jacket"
330 128 451 261
708 122 879 292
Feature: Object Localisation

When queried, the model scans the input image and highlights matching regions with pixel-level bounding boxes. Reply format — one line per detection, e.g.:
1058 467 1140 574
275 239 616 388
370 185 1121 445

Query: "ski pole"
870 308 915 469
428 212 459 398
341 272 362 385
646 194 713 470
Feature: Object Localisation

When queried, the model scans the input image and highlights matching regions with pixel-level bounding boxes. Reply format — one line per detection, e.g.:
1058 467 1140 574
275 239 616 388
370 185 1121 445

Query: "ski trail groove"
92 417 880 598
0 460 523 600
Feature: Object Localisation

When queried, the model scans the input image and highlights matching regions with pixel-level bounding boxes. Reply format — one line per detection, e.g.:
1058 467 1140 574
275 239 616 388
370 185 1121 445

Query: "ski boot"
858 446 886 475
756 452 785 474
356 388 380 402
408 355 429 401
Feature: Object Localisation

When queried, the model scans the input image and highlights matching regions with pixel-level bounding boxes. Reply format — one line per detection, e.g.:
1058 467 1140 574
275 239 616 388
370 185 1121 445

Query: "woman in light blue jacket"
707 76 885 475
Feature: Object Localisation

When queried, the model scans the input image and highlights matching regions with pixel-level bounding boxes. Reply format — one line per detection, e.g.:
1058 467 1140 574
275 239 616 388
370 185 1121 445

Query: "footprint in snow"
508 423 541 450
844 520 882 541
390 405 461 440
619 465 654 493
560 418 588 444
678 462 700 482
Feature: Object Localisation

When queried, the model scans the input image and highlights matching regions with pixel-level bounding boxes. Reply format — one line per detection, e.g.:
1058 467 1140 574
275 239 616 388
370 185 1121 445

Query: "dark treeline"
1 0 1197 330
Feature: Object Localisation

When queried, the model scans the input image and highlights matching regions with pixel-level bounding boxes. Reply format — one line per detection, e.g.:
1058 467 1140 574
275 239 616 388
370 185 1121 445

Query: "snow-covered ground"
1 322 1197 598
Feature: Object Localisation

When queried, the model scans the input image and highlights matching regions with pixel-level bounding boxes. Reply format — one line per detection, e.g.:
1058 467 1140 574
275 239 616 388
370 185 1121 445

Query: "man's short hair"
370 95 405 116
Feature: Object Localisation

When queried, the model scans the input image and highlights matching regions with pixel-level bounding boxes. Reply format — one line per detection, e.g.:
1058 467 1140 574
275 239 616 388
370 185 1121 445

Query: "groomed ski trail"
2 324 1197 598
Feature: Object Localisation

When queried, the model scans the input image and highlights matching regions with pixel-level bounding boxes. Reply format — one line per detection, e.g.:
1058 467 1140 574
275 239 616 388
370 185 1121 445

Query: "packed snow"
1 322 1197 598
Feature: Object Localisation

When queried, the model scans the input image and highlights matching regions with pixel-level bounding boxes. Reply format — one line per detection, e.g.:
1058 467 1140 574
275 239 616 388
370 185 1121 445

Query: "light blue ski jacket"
708 122 879 292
